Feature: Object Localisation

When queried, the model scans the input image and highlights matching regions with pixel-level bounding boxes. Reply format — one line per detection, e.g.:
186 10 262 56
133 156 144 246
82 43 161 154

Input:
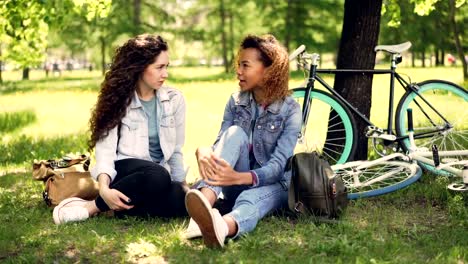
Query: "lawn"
0 66 467 263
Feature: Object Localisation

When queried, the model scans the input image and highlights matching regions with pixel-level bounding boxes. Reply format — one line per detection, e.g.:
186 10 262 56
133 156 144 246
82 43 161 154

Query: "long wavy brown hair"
88 34 168 150
236 34 290 103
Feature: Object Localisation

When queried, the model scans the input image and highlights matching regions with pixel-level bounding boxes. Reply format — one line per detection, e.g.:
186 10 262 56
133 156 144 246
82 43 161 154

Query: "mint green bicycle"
289 42 467 169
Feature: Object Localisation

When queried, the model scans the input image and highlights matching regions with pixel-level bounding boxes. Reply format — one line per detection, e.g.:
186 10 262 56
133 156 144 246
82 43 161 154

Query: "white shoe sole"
185 190 224 248
52 197 87 225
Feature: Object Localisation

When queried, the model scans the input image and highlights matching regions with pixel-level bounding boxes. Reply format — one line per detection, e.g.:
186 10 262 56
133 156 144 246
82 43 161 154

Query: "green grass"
0 66 467 263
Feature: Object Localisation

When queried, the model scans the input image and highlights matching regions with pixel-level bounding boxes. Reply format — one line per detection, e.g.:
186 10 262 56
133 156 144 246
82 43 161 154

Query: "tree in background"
448 0 467 79
0 0 111 80
178 0 262 72
331 0 383 161
380 0 466 77
258 0 343 58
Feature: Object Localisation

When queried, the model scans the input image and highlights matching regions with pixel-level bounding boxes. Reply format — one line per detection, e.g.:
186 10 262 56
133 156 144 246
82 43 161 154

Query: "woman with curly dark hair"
53 34 188 224
184 34 302 248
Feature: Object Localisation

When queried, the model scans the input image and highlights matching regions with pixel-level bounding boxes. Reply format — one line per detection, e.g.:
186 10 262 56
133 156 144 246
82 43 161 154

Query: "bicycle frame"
300 54 453 144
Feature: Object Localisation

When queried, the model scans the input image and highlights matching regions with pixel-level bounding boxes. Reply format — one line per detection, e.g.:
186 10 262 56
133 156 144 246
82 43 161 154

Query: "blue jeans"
197 126 290 238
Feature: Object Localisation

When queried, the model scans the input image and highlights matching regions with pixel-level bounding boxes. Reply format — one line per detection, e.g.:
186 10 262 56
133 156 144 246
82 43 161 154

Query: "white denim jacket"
91 86 186 182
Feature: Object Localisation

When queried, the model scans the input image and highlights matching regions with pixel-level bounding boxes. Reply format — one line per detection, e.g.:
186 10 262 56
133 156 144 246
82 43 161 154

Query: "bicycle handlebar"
289 45 306 61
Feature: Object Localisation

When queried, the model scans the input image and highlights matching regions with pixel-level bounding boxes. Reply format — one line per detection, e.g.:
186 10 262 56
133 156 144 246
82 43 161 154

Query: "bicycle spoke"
337 160 420 198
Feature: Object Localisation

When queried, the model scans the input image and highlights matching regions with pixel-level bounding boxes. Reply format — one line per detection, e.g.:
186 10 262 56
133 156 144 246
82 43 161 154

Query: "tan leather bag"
32 155 99 207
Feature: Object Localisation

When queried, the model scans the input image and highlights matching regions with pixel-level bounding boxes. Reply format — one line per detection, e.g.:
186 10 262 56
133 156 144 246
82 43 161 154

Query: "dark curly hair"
89 34 168 150
236 34 290 103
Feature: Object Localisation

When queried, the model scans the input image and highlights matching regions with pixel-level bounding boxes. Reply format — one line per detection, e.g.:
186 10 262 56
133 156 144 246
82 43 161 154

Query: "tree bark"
331 0 382 161
220 0 229 73
449 0 467 79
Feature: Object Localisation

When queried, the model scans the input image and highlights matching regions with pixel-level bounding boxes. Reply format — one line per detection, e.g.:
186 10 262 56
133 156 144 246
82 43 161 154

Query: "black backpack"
288 151 348 219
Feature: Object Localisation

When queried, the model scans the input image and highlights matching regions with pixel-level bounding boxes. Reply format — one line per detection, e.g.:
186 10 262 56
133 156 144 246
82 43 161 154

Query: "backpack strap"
288 155 305 214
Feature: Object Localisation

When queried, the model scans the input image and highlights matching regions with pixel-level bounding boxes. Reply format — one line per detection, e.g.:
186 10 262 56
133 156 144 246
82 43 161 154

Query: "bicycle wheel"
395 80 468 172
292 88 357 165
332 160 422 199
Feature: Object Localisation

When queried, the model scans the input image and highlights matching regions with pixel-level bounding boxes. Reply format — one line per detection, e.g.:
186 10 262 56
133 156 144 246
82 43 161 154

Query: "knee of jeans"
224 126 248 144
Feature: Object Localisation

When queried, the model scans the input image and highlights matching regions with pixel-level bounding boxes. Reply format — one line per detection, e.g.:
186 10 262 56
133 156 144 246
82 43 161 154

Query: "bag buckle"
294 201 303 213
42 190 52 206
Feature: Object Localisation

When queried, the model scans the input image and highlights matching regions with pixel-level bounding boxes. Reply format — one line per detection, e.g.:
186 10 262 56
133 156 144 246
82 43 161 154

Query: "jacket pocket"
119 117 139 156
161 115 175 128
264 119 283 145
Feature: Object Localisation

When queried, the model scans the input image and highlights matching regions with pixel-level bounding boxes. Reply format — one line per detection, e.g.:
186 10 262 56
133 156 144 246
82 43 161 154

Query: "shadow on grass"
0 133 89 167
0 110 37 134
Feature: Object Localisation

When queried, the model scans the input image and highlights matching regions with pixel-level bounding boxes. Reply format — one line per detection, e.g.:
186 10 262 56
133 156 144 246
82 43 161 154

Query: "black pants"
95 159 188 218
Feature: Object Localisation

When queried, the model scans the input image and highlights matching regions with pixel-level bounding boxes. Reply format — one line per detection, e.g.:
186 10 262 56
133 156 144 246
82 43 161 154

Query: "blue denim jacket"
214 91 301 187
91 86 186 182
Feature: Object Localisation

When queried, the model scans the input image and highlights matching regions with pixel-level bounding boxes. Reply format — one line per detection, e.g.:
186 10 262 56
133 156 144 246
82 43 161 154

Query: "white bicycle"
333 109 468 199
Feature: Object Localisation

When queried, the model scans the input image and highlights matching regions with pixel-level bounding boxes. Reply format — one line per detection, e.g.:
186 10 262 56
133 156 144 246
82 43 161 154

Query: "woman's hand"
97 173 133 211
99 187 134 211
202 154 250 186
196 147 216 179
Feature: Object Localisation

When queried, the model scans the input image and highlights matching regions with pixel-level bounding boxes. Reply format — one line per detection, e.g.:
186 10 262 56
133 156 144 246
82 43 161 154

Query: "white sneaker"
185 190 228 248
53 197 89 225
184 218 202 239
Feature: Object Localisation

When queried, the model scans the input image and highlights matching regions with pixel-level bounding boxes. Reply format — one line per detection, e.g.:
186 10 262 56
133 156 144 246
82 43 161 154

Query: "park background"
0 0 467 263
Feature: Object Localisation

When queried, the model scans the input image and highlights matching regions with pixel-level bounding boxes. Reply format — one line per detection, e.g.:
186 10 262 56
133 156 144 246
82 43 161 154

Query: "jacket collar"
235 91 283 114
130 87 170 109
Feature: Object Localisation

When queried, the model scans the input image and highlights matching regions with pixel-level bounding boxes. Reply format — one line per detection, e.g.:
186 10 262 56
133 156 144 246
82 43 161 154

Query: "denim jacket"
214 91 301 187
91 86 186 182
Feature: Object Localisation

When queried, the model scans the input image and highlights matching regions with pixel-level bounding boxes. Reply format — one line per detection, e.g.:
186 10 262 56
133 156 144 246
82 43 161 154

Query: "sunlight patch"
125 239 166 264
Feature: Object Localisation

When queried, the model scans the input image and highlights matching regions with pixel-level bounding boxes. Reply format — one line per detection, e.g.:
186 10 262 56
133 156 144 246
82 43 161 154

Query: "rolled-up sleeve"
90 125 119 182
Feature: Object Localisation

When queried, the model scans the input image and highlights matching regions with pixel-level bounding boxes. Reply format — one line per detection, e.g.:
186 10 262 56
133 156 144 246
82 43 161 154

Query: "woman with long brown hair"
53 34 187 224
184 34 302 248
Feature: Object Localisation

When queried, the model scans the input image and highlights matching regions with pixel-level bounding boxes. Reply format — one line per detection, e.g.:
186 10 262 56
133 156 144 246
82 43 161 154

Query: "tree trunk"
22 67 29 80
133 0 142 35
228 10 234 67
284 0 293 51
449 0 467 79
411 51 415 67
331 0 382 161
435 49 440 66
421 51 426 67
441 50 445 66
100 37 106 76
220 0 229 73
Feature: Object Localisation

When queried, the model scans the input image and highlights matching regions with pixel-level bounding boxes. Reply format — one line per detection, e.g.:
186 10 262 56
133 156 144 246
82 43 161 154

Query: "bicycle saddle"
374 41 412 54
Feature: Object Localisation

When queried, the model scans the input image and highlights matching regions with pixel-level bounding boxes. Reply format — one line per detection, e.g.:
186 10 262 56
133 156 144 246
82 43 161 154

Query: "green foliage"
0 133 89 168
0 0 112 71
257 0 344 53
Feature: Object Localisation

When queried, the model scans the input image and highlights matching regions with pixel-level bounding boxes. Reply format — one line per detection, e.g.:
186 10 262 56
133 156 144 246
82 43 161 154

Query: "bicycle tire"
395 80 468 173
292 88 357 165
332 160 422 199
